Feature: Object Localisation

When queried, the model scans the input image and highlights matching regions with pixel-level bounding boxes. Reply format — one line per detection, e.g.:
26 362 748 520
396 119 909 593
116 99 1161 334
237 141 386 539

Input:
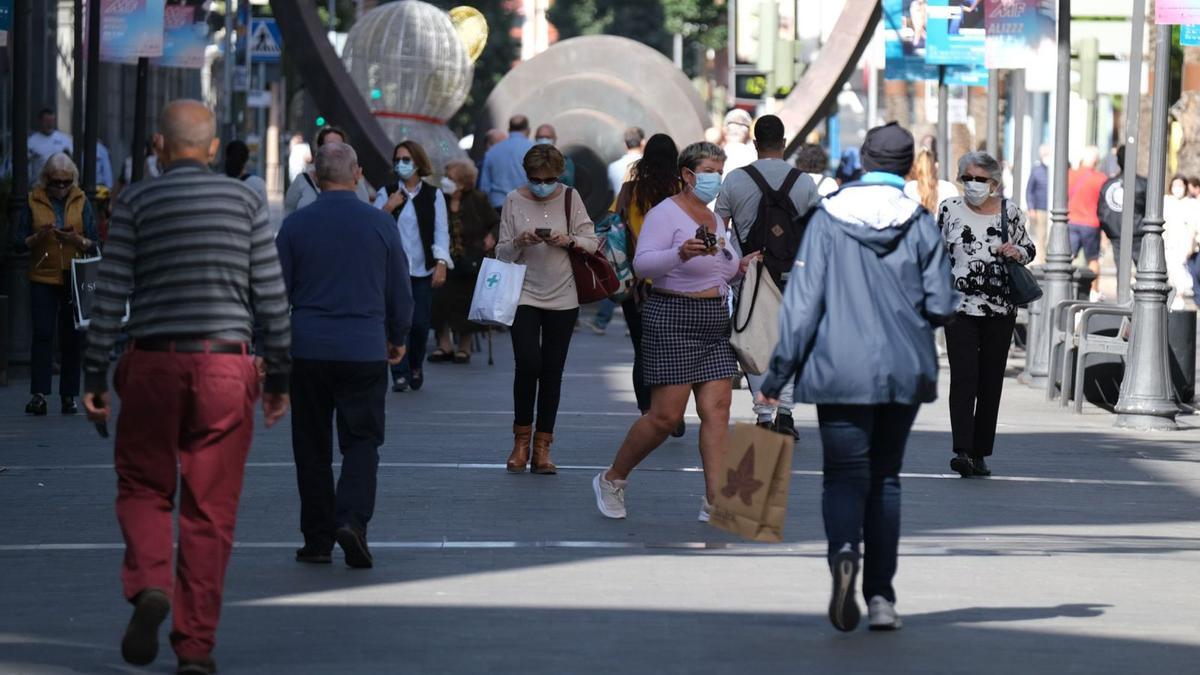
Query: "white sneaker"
698 497 712 523
586 319 607 335
867 595 902 631
593 471 627 519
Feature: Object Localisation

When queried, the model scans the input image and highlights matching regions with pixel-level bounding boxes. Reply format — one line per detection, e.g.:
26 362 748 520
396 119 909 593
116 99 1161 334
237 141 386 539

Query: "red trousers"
113 349 259 660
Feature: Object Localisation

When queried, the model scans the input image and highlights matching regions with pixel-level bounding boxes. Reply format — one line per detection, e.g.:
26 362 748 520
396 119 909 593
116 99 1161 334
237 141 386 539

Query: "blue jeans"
817 403 920 604
30 277 81 397
594 298 617 328
392 275 433 382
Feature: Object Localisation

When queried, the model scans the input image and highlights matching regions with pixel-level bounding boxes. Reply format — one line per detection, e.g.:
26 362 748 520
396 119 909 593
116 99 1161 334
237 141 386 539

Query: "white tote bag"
468 258 527 326
730 261 783 375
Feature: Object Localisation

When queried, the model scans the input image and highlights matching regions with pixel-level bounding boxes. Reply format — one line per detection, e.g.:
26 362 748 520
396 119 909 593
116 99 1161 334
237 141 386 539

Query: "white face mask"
440 176 458 195
963 181 992 206
1171 184 1186 199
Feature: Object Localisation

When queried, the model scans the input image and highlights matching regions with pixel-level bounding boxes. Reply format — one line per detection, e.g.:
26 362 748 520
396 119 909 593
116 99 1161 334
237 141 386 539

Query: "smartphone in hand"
535 228 552 239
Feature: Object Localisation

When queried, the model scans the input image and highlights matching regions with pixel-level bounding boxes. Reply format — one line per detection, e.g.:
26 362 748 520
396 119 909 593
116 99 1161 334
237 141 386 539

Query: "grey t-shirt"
715 158 820 250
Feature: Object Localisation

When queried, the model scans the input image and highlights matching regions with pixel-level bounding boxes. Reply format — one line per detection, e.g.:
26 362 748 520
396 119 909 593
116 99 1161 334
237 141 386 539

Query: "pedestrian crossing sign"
250 19 282 63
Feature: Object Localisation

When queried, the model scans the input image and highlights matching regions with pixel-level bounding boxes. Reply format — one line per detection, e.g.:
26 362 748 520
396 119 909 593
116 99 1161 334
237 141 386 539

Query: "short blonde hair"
38 152 79 187
523 144 565 177
444 159 478 190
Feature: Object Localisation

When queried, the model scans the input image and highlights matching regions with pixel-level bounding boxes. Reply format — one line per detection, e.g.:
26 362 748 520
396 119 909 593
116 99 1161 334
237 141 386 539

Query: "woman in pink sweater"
592 142 758 522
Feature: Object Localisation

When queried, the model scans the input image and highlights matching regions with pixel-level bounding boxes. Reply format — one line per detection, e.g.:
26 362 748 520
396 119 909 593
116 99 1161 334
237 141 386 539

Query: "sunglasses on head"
47 179 73 189
960 175 991 184
528 177 557 186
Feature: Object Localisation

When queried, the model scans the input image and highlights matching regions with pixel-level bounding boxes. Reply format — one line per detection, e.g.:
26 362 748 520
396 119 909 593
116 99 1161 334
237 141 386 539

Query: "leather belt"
132 339 250 355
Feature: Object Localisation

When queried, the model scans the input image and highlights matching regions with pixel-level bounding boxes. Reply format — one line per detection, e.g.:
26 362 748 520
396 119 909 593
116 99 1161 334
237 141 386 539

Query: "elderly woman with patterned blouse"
938 151 1036 479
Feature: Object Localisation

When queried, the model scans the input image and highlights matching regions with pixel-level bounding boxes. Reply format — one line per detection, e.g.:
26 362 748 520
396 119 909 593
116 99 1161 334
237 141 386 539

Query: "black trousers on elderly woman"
945 314 1016 458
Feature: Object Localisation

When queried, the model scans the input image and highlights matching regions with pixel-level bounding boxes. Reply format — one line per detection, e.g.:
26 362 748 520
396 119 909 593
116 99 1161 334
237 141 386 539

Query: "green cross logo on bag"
485 273 501 288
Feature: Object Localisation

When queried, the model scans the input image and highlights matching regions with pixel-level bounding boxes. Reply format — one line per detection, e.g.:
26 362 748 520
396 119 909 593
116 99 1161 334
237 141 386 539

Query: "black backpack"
737 166 809 289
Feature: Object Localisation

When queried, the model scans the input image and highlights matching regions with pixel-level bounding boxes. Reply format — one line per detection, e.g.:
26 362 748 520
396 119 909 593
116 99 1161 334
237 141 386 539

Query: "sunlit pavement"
2 317 1199 674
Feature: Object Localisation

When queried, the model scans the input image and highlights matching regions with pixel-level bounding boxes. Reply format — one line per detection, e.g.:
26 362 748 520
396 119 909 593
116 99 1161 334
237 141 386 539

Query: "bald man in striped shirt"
83 100 290 675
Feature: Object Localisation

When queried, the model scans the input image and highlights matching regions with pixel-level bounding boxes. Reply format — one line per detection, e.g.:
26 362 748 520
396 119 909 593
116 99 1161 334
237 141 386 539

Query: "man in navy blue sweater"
276 142 413 569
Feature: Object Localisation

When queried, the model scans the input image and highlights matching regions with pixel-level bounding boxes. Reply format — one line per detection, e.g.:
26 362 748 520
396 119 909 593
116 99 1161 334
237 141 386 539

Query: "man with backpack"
716 115 820 439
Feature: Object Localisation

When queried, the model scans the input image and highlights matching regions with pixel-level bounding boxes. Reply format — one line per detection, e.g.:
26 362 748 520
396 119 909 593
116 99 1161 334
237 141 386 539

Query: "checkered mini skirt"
641 292 738 386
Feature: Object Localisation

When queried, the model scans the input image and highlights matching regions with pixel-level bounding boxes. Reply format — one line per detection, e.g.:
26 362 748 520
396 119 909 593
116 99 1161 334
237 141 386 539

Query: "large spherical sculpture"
479 36 709 216
342 0 473 175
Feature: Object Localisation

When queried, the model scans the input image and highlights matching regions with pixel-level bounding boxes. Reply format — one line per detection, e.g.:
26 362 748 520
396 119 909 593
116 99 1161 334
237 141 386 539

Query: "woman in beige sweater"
496 144 598 474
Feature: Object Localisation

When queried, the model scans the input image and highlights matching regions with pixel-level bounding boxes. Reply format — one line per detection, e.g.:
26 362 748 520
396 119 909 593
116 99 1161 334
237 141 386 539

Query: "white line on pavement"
0 461 1171 486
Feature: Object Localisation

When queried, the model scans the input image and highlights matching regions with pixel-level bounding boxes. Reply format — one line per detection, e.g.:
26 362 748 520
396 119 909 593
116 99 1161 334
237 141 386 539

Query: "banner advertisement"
926 0 986 67
0 0 12 32
154 5 207 69
984 0 1056 69
1182 24 1200 46
945 64 988 86
1157 1 1200 25
885 0 939 81
100 0 166 63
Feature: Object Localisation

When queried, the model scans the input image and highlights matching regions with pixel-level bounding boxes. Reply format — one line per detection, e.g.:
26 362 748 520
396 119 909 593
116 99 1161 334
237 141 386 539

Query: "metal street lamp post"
1114 24 1178 432
1027 0 1075 386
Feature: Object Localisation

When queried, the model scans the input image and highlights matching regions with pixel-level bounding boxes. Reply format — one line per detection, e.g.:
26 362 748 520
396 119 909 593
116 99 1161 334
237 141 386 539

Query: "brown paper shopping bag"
706 422 793 543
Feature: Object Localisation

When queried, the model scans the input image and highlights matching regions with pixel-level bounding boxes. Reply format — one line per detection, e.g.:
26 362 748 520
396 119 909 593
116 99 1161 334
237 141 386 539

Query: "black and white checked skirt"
641 292 738 386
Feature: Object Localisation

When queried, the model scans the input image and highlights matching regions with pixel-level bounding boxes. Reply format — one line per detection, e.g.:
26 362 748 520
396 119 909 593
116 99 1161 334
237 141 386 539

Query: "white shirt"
607 152 640 194
28 130 73 181
288 142 311 183
723 141 757 174
807 172 839 197
373 182 451 278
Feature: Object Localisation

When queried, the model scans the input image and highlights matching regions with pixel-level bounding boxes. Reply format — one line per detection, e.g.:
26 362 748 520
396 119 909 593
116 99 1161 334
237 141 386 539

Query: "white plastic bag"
468 258 527 327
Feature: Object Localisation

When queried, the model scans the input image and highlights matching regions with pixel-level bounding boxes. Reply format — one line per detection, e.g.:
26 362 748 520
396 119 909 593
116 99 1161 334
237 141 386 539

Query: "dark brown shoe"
177 656 217 674
507 424 533 473
121 588 170 666
531 431 557 475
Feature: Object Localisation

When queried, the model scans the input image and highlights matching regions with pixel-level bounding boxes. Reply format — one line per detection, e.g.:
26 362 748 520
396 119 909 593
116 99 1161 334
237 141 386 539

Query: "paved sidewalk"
2 320 1199 674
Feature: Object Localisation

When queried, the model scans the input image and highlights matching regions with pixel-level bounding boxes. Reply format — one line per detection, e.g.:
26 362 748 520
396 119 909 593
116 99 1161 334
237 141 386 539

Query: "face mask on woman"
440 176 458 195
687 169 722 203
1171 183 1186 200
963 181 992 206
529 180 557 199
395 158 415 180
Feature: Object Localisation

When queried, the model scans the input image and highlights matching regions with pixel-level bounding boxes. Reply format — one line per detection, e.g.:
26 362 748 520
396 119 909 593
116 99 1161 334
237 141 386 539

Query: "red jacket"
1067 168 1107 228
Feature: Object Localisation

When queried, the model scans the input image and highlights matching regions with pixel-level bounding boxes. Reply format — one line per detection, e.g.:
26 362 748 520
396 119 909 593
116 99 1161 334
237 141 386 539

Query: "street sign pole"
1117 0 1146 305
1114 23 1179 431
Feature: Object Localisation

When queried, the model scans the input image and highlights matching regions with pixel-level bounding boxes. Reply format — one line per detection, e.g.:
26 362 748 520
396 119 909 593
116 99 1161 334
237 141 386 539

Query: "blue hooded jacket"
760 174 961 405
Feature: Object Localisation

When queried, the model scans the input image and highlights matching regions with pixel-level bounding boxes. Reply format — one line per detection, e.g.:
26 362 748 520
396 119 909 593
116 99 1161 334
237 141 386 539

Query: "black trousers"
622 297 652 413
30 276 81 397
510 304 579 433
945 314 1016 458
290 359 388 549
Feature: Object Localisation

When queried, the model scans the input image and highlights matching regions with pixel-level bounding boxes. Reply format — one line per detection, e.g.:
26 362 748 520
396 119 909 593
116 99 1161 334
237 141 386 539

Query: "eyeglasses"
47 179 73 189
527 177 558 185
959 175 991 185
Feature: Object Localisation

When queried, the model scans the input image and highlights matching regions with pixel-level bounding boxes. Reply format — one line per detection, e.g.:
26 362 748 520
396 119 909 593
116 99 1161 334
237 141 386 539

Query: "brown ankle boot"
531 431 557 475
507 424 533 473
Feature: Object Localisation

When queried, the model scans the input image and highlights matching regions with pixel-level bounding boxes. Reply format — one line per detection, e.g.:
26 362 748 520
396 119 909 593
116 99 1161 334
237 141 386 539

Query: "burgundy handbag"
563 188 620 304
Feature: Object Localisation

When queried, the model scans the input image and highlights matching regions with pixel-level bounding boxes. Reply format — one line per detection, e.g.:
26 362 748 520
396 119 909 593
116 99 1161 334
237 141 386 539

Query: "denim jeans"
392 275 432 382
594 298 617 328
745 372 794 422
817 403 920 604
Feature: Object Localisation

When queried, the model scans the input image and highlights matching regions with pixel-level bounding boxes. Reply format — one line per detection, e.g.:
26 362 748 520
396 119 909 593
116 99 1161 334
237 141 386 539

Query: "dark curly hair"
630 133 681 215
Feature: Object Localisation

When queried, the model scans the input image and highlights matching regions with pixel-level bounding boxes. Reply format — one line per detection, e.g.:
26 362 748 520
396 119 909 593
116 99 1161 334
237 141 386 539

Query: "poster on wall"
984 0 1056 69
154 4 207 69
1183 24 1200 45
925 0 986 67
100 0 166 64
884 0 939 81
1157 1 1200 24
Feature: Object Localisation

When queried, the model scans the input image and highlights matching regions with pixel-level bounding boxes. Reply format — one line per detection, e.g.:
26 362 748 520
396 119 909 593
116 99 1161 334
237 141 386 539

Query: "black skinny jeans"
945 313 1017 458
510 304 579 433
622 297 652 413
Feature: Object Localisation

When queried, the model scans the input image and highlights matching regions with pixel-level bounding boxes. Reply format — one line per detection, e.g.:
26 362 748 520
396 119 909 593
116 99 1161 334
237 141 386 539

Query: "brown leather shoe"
531 431 557 475
507 424 533 473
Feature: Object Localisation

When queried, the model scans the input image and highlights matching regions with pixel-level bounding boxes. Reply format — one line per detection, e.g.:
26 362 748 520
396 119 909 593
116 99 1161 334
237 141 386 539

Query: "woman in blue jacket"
758 122 960 633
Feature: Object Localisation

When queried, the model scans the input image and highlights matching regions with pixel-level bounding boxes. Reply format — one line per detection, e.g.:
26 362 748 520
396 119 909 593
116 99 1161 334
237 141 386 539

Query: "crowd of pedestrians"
24 94 1187 672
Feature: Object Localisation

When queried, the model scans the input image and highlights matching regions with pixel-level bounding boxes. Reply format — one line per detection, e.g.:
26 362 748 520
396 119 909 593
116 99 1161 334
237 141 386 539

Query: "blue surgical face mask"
535 138 555 146
529 181 557 198
395 158 415 179
688 169 722 203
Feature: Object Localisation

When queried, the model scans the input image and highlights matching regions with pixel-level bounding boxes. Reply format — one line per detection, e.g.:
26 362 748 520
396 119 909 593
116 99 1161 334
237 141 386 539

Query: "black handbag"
1000 199 1042 306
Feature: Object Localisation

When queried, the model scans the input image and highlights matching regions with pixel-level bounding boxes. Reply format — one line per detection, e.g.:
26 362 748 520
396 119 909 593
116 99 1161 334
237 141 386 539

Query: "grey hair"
678 142 726 173
315 142 359 186
38 152 78 186
957 151 1002 184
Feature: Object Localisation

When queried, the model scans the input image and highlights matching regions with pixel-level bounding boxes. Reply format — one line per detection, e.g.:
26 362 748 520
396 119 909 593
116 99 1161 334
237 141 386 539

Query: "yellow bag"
706 423 793 543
